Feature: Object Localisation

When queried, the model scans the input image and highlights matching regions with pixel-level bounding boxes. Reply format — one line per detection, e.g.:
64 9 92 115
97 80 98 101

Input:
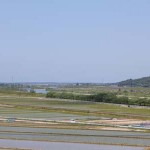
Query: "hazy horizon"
1 75 149 84
0 0 150 83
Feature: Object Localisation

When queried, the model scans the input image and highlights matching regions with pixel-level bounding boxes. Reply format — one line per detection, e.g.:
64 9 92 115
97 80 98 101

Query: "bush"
46 91 130 105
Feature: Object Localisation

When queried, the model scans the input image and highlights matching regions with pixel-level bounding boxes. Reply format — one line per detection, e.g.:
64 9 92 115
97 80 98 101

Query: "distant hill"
117 76 150 87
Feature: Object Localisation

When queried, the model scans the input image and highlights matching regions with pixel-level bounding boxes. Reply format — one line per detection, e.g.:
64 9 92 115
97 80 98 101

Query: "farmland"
0 85 150 149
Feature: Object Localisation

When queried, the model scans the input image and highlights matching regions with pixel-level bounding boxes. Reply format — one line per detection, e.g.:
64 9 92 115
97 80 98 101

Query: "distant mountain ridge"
117 76 150 87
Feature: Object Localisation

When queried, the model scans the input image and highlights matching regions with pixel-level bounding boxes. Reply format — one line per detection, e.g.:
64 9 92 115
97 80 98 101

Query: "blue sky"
0 0 150 83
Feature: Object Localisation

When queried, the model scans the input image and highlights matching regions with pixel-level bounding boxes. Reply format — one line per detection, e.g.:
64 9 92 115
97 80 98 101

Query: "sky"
0 0 150 83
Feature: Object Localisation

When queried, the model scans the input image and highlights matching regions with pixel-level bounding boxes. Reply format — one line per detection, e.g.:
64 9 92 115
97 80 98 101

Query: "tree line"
46 91 150 106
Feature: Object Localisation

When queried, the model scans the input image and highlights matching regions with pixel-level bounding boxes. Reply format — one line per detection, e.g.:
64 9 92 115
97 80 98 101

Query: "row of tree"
46 91 150 106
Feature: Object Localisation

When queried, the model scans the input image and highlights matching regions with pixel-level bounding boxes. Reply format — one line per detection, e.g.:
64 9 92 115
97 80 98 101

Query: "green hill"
117 76 150 87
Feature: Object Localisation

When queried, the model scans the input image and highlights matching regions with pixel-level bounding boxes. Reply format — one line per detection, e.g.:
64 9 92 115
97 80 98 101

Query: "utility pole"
11 76 14 89
130 79 133 87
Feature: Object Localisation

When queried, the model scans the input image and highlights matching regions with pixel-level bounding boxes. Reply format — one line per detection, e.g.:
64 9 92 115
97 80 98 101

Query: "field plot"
0 127 150 146
0 92 150 148
0 139 144 150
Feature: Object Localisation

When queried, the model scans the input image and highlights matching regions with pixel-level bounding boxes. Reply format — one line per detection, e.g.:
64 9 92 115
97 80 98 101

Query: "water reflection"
0 139 144 150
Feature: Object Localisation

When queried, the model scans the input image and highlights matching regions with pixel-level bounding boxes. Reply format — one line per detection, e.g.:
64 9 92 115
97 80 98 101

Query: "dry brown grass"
144 148 150 150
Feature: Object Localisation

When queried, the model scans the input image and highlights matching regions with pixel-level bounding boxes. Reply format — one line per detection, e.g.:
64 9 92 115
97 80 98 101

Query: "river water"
25 88 48 94
0 139 144 150
34 89 48 94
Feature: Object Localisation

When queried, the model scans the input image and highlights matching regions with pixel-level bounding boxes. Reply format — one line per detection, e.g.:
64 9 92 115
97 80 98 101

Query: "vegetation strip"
12 104 150 119
0 130 150 140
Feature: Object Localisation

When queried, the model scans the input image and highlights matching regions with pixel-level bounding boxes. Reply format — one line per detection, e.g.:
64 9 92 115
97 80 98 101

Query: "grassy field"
0 93 150 121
